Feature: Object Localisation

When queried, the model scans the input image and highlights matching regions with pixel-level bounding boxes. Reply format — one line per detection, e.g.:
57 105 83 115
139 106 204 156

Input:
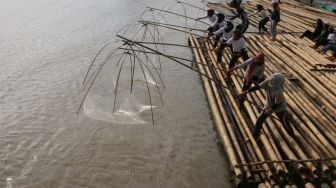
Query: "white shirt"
327 33 336 44
198 14 217 23
226 37 247 52
236 58 265 80
211 19 226 28
258 9 269 19
213 24 233 40
272 0 279 3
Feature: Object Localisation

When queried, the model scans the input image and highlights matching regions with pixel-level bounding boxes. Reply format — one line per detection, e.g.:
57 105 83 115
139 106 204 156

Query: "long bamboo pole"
188 36 243 181
146 7 210 26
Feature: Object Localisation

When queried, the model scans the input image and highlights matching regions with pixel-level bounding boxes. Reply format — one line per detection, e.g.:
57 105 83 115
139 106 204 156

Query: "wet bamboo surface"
189 0 336 187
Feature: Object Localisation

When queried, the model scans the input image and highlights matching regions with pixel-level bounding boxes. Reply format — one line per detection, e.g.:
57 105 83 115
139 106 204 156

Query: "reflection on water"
0 0 233 187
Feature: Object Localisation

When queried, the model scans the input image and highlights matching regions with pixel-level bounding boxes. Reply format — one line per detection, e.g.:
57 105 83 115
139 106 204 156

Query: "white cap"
271 0 279 3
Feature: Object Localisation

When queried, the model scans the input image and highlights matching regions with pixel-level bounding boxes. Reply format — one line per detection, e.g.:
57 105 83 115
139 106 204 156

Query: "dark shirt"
231 8 248 24
269 9 280 22
313 22 323 36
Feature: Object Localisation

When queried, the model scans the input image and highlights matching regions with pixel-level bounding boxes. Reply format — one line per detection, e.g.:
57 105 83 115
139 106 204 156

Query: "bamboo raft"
189 0 336 187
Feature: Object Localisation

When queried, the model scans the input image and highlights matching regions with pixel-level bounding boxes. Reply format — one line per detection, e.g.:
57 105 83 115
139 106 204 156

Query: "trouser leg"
242 20 249 34
216 41 226 63
242 80 252 91
315 39 328 48
229 53 240 69
253 111 269 138
300 30 311 39
241 50 249 61
271 20 277 38
275 111 295 137
262 19 268 32
259 18 268 33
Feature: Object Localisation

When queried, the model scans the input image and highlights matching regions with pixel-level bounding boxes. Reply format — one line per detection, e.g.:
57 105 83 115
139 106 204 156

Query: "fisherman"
312 24 331 49
227 52 265 92
253 4 270 34
317 27 336 57
197 9 217 24
239 73 295 139
268 2 280 40
300 19 324 40
230 6 249 34
209 21 234 54
217 29 249 71
207 13 226 34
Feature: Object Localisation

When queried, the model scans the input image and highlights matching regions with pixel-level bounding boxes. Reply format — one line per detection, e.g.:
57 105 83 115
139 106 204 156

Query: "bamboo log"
188 36 243 180
204 39 270 181
192 36 252 180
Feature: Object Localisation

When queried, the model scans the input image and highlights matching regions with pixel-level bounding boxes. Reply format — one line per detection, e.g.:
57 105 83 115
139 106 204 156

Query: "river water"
0 0 233 187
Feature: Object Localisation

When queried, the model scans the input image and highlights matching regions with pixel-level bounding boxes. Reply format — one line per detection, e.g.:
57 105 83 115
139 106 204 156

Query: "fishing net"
79 1 210 125
82 46 164 125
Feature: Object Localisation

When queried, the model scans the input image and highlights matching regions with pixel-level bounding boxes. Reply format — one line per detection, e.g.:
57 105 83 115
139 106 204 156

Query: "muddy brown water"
0 0 234 187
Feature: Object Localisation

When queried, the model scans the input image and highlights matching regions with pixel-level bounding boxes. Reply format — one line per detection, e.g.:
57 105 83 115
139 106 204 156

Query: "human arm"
213 26 225 36
239 78 269 96
249 10 260 17
197 15 208 20
227 58 253 72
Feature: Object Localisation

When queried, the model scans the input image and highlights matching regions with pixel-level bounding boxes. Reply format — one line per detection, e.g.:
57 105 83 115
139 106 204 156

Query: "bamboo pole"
194 36 251 179
146 7 210 26
188 36 243 180
203 39 266 181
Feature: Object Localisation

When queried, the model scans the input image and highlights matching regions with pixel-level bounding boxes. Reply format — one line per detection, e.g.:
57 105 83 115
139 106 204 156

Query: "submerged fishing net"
82 46 164 124
79 1 210 125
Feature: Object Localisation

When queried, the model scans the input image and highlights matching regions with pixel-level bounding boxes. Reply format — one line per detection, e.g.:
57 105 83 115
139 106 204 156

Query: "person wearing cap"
197 9 217 24
253 4 270 34
227 52 266 92
268 3 280 40
230 7 249 34
210 21 234 52
239 73 295 139
229 0 242 9
300 19 324 41
217 29 249 70
207 13 226 33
